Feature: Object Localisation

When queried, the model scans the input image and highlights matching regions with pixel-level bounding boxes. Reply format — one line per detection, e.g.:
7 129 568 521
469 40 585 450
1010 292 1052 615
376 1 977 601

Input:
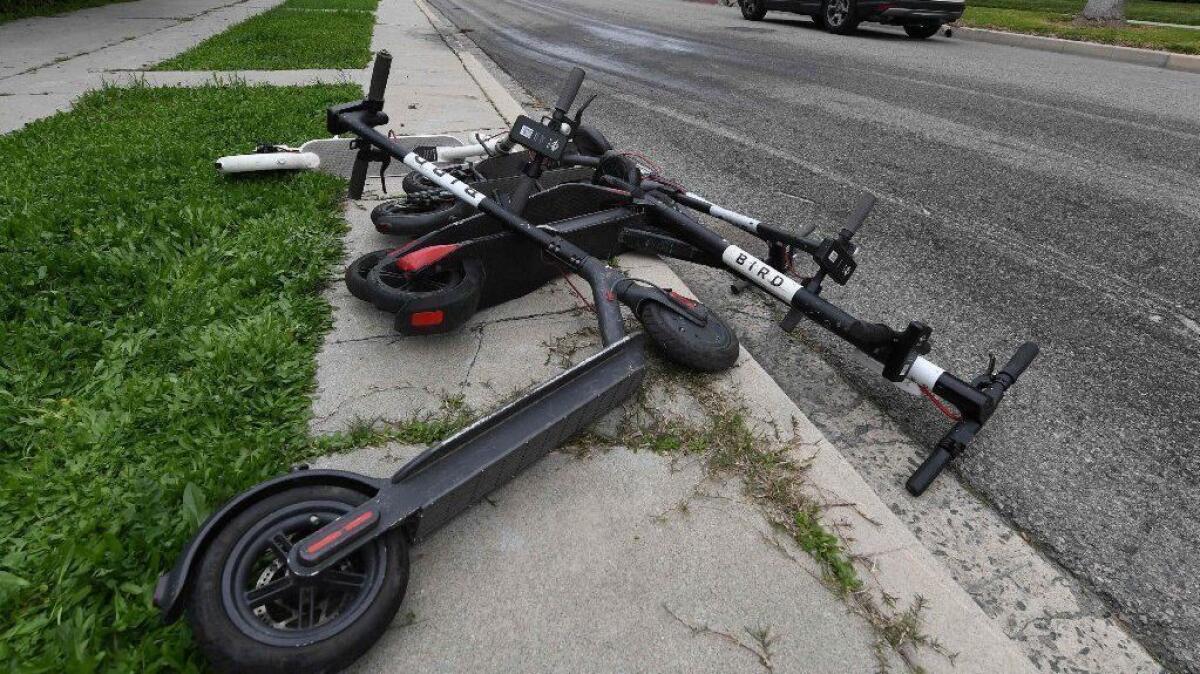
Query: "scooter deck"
303 134 462 178
290 333 647 573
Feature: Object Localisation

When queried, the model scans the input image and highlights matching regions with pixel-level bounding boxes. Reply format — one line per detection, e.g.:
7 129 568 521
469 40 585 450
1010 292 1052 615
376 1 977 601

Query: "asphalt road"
425 0 1200 669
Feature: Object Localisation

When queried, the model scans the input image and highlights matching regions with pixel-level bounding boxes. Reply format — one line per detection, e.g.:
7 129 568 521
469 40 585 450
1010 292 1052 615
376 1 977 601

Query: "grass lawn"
0 0 134 23
970 0 1200 25
0 81 372 672
961 5 1200 53
154 0 380 71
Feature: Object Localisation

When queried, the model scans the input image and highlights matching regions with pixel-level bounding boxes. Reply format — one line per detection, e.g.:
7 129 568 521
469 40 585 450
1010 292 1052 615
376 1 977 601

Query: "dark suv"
738 0 963 39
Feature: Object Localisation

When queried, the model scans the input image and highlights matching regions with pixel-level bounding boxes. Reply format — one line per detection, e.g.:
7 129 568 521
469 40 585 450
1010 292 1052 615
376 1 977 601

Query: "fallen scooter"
341 91 1039 496
587 153 1039 496
154 53 740 674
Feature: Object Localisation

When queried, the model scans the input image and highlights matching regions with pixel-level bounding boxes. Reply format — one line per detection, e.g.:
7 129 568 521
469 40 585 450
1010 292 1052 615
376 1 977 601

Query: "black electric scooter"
344 144 1038 495
154 54 738 674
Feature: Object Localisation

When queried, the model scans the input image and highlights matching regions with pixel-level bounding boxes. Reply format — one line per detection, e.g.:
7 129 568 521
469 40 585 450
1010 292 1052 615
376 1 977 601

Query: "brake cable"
920 385 961 421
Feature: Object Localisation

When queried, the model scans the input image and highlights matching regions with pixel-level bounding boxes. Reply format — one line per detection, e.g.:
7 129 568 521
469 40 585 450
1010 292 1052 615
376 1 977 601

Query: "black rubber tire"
823 0 861 34
401 170 430 195
185 485 408 674
370 198 470 237
903 23 941 38
810 12 827 28
739 0 767 20
345 249 394 303
366 254 481 315
639 298 739 373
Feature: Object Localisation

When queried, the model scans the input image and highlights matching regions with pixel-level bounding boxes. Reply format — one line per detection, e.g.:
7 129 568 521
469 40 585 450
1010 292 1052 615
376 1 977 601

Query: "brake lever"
571 93 598 128
378 155 391 193
970 354 998 388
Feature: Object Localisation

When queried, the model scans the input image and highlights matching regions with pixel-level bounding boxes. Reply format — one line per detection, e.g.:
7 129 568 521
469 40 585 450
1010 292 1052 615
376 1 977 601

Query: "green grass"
154 0 380 71
0 81 371 672
970 0 1200 25
961 5 1200 53
0 0 134 24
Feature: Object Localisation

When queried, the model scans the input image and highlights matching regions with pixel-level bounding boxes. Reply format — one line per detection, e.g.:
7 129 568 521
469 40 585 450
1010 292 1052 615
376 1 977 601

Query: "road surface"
425 0 1200 669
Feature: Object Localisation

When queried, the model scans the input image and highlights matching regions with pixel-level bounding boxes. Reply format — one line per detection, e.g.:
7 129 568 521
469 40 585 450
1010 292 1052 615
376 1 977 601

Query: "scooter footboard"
402 333 646 539
289 334 646 574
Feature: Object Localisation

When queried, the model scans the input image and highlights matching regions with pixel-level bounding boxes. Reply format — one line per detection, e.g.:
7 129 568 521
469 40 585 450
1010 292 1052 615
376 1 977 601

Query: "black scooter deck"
290 333 647 573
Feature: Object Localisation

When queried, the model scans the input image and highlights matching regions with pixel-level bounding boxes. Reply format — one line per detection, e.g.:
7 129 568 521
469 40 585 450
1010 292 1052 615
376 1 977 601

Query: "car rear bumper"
859 0 965 23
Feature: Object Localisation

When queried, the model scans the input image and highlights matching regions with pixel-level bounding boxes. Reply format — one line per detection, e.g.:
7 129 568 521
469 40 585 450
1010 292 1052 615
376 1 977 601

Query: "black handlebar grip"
348 153 369 200
999 341 1040 383
367 50 392 102
843 192 877 237
906 445 953 496
554 67 586 114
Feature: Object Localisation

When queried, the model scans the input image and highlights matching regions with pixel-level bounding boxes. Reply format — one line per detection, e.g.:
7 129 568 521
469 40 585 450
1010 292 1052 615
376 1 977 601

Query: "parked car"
737 0 962 39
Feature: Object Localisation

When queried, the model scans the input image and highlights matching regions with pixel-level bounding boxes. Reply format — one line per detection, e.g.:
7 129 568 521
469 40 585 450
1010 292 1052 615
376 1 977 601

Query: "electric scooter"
154 54 738 674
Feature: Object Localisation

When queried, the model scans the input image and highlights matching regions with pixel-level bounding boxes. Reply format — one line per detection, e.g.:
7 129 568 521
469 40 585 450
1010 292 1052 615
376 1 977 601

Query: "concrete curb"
413 0 524 126
955 25 1200 73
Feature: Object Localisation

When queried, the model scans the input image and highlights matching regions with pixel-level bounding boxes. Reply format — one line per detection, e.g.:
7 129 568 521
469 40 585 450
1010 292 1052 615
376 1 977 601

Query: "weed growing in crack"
601 353 951 672
307 394 475 456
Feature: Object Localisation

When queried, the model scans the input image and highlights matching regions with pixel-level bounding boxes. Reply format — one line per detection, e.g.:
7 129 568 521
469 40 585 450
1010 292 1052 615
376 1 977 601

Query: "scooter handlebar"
906 444 953 496
905 341 1039 496
842 192 876 238
367 50 391 102
999 341 1039 384
554 67 586 115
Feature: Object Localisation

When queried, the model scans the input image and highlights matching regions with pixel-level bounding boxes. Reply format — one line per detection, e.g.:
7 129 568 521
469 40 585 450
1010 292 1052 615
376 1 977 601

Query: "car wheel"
810 13 826 28
823 0 860 34
739 0 767 21
903 23 941 39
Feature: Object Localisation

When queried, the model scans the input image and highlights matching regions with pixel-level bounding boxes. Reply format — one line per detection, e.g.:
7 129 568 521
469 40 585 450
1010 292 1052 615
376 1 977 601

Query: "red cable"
920 385 962 421
559 267 595 313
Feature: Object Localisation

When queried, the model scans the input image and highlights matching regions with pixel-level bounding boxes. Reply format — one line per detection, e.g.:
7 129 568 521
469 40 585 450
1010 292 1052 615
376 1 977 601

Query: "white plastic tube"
215 152 321 174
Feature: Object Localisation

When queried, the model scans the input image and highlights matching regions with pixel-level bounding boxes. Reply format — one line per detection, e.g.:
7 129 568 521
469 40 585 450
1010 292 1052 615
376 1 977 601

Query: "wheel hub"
828 0 849 25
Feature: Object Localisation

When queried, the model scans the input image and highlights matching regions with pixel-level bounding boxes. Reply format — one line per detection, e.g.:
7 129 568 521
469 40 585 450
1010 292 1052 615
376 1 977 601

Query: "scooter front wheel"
370 194 469 237
402 166 474 194
639 296 740 373
185 485 408 674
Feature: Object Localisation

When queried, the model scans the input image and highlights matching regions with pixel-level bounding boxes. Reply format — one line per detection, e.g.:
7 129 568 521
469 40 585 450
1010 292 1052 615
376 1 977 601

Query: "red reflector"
305 530 343 556
343 510 376 532
411 310 445 327
304 510 379 557
669 291 698 308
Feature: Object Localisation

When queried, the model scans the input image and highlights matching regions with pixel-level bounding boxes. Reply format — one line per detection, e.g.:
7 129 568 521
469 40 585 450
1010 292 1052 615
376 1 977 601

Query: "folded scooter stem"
637 189 900 356
623 182 1039 495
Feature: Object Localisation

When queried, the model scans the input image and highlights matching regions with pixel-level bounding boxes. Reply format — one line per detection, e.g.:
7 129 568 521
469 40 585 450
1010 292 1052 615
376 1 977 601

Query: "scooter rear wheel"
366 256 483 334
639 296 740 372
185 485 408 674
345 249 394 303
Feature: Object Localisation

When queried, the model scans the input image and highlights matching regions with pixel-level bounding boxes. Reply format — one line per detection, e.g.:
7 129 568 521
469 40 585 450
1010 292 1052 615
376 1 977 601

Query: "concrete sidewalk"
0 0 287 133
307 0 1040 671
